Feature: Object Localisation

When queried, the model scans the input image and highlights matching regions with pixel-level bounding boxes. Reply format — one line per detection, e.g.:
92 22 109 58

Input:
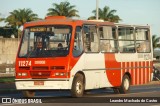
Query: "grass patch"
0 77 15 83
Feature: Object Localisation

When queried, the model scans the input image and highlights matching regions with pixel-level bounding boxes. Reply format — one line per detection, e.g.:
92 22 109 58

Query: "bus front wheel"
71 74 84 97
22 91 35 98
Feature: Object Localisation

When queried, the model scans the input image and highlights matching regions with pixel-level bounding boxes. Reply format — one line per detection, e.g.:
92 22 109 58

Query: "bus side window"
83 25 99 52
99 26 117 53
136 28 150 53
73 26 83 57
118 27 135 53
136 41 150 52
84 33 91 52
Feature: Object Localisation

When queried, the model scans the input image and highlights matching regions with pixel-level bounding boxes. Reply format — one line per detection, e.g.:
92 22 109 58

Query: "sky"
0 0 160 36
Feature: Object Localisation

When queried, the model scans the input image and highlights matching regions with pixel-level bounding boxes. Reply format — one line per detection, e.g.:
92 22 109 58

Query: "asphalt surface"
0 83 160 105
0 62 160 106
0 82 159 96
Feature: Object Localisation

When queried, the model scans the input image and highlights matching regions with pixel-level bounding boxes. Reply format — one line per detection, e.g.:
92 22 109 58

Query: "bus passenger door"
83 25 106 89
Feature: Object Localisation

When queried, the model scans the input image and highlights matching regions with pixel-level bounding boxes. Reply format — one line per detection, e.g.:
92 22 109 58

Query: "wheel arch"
73 71 86 86
70 71 86 97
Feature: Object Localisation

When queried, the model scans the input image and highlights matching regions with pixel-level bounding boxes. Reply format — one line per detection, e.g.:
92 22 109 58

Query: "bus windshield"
19 25 72 58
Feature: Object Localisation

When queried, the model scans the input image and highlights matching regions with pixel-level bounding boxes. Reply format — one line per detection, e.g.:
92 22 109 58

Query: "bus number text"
19 61 31 67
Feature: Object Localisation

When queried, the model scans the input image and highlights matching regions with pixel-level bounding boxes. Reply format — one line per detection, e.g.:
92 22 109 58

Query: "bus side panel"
150 61 153 81
131 62 134 85
105 54 121 87
68 55 84 89
146 61 149 83
143 62 146 84
115 53 153 86
69 53 113 90
83 53 113 89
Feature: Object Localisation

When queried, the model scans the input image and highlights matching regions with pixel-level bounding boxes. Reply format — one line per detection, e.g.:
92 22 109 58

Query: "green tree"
88 6 121 23
47 1 79 17
5 8 38 38
152 35 160 49
0 17 4 22
5 8 38 28
0 27 16 38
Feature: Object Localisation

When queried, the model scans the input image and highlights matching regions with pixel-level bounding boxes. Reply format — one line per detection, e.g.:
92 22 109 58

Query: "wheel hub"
124 78 129 90
76 81 82 94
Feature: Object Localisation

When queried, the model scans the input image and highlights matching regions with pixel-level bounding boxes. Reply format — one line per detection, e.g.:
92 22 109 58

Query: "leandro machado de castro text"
109 98 158 103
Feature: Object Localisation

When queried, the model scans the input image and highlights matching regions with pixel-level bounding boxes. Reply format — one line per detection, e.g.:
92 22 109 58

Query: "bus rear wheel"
71 74 84 97
113 75 130 94
119 75 130 94
22 91 35 98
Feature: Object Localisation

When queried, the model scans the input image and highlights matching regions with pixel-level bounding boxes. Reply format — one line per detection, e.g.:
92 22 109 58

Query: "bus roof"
23 16 114 28
115 23 150 29
23 16 150 29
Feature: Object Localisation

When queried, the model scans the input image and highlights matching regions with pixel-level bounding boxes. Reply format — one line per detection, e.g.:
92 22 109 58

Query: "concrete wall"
0 38 19 75
0 38 19 64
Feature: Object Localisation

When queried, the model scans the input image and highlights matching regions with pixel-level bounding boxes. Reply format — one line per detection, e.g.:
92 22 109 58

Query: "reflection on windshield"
19 26 72 58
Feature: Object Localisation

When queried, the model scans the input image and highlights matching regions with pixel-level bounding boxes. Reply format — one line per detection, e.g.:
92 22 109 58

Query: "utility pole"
96 0 99 20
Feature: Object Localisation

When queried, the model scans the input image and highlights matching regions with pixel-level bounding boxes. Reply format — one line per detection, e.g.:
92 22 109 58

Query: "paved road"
0 84 160 106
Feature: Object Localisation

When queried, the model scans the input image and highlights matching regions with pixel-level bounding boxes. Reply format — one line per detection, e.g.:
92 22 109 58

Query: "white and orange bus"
15 16 153 97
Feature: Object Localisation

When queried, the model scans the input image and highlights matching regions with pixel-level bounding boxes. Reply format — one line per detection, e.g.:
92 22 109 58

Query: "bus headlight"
17 72 27 76
17 73 22 76
22 73 27 76
54 72 69 76
60 73 65 76
55 73 60 76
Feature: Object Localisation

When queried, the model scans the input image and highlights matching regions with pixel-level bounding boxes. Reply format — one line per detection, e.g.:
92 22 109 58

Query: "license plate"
34 81 44 85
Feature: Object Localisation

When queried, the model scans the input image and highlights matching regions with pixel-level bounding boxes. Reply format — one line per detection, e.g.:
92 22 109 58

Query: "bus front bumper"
15 79 70 90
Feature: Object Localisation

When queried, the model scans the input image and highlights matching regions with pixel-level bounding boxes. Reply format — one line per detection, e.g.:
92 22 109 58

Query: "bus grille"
30 71 50 78
50 66 65 70
19 67 30 70
32 66 49 70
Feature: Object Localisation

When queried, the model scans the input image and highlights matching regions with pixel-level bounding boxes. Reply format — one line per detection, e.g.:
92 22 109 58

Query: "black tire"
71 74 84 97
113 88 120 94
22 91 35 98
119 75 130 94
84 90 92 94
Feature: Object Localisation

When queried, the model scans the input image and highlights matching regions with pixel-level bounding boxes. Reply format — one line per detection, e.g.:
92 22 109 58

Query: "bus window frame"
72 26 84 57
82 24 100 53
117 27 136 53
135 28 151 53
18 25 73 58
99 25 118 53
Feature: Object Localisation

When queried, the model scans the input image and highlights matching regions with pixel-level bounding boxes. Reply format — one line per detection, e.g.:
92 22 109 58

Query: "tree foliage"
5 8 38 28
0 27 18 38
0 18 4 22
47 1 79 17
3 8 38 38
152 35 160 49
88 6 121 23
